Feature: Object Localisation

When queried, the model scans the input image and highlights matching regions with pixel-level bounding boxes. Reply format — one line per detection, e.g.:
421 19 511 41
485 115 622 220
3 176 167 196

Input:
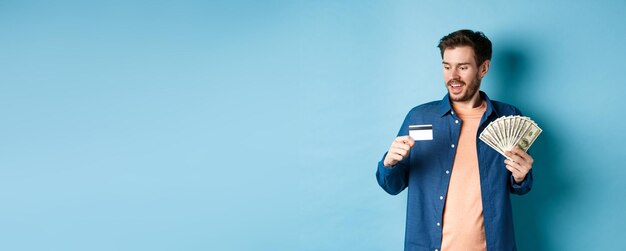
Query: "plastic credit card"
409 124 433 141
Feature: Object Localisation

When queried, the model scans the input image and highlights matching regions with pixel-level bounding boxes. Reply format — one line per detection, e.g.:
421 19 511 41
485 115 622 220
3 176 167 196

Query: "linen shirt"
376 92 533 251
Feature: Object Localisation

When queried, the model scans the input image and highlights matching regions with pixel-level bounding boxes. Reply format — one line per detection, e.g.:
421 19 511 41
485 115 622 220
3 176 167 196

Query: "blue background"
1 1 625 250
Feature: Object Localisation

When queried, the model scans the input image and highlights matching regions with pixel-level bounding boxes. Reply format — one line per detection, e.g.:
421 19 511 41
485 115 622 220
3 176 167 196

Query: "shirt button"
435 249 439 251
455 120 459 124
436 222 440 226
440 196 444 200
446 170 450 174
451 144 455 148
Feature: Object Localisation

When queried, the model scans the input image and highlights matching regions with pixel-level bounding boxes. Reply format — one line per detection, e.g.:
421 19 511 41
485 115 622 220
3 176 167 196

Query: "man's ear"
479 59 490 78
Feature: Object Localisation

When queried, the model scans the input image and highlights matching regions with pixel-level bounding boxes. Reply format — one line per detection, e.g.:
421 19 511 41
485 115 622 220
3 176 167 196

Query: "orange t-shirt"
441 100 487 251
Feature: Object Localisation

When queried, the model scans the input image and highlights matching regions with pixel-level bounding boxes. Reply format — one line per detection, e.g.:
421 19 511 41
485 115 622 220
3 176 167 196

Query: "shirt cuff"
510 170 533 195
377 152 396 174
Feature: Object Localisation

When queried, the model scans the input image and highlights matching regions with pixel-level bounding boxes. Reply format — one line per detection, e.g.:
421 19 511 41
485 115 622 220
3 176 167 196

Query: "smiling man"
376 30 534 251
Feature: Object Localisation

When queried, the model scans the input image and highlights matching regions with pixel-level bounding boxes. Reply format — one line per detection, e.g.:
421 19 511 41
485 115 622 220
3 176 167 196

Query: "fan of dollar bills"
479 116 542 159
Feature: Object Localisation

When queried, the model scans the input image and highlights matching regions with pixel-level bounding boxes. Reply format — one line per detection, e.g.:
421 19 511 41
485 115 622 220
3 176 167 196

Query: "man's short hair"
437 29 492 66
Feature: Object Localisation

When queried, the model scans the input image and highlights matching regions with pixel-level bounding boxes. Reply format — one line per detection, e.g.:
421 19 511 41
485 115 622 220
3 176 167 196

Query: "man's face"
442 46 487 103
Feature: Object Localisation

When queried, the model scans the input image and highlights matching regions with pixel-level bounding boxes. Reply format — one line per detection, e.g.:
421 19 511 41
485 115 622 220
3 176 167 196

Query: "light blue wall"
1 1 625 250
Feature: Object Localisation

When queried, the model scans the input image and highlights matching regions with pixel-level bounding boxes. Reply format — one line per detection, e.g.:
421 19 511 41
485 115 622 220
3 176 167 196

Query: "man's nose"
449 69 460 79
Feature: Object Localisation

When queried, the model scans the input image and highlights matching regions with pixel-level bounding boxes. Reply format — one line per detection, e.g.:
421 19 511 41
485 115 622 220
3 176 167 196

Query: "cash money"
479 116 542 159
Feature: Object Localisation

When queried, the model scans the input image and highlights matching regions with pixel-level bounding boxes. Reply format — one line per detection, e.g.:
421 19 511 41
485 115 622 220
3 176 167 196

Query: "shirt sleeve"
510 166 533 195
376 152 409 195
376 110 414 195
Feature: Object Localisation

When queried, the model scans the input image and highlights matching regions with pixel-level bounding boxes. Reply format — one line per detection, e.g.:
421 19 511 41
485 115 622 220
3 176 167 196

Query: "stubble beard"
447 75 481 102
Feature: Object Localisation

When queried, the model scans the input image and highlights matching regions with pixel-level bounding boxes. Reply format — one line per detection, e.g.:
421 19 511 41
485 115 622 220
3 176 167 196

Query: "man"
376 30 534 251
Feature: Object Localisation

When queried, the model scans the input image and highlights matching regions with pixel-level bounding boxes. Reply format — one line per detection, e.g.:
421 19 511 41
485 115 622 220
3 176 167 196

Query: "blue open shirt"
376 92 533 251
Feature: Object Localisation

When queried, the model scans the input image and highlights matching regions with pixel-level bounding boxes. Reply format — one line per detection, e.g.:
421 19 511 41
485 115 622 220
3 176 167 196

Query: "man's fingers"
388 153 403 161
510 146 525 155
406 136 415 147
506 149 529 166
505 164 525 183
384 152 402 165
506 150 534 171
510 147 534 164
390 147 410 157
395 136 415 147
393 142 410 152
504 164 519 174
505 159 530 183
505 164 525 178
385 136 414 167
504 159 522 172
505 152 523 165
504 147 533 184
390 151 407 161
395 136 410 143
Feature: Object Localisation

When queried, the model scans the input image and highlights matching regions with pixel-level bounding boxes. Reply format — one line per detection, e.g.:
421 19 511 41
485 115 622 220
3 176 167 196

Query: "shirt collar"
438 91 499 118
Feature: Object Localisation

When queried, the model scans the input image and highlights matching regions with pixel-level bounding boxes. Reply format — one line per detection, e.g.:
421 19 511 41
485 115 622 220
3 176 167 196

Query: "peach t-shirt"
441 100 487 251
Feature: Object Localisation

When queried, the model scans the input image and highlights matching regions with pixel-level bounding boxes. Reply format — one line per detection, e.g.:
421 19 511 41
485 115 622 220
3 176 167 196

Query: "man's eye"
460 67 468 70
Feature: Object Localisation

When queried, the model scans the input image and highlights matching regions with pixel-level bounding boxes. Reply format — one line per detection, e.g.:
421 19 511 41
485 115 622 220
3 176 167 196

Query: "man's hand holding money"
504 147 534 184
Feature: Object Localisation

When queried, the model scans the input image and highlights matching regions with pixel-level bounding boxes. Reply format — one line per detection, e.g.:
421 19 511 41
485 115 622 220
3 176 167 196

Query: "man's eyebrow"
442 61 472 65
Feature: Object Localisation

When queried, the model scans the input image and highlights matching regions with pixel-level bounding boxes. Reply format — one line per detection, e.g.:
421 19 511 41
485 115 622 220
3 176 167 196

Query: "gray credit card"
409 124 433 141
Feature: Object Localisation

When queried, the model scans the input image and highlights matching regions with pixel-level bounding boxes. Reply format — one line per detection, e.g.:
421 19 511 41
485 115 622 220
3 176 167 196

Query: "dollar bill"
478 115 542 158
513 121 542 152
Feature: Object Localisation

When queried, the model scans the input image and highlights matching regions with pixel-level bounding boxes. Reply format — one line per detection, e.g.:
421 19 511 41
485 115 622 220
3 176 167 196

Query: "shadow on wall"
491 42 576 251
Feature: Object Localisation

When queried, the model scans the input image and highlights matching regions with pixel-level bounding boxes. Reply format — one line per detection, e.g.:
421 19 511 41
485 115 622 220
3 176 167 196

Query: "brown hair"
437 29 492 66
